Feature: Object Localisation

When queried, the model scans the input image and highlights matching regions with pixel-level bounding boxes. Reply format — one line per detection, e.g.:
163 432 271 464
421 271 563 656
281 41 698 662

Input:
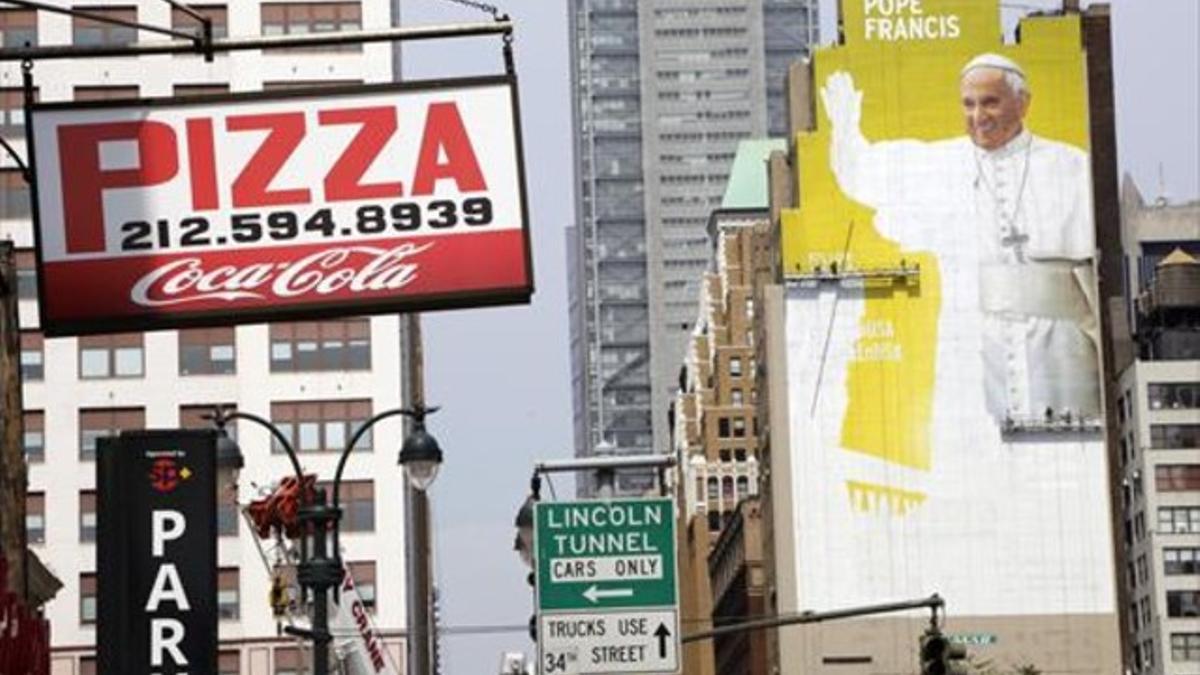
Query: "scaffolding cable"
0 0 198 42
159 0 206 24
0 19 512 61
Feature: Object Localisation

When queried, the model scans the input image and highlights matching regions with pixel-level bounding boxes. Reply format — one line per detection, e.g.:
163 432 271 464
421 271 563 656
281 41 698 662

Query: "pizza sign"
29 77 532 336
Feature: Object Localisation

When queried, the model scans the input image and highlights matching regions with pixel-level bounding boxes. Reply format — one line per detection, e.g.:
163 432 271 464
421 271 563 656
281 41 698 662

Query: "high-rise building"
1 2 408 673
1113 178 1200 675
566 0 818 494
757 2 1122 672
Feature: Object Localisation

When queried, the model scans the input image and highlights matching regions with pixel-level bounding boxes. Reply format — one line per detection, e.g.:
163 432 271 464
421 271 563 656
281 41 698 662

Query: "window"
23 411 43 463
179 403 235 436
79 491 97 542
218 568 240 619
321 480 373 532
1149 382 1200 410
79 657 96 675
26 491 44 544
79 333 144 378
718 418 730 438
270 400 372 454
0 87 35 137
73 6 137 46
13 250 35 298
173 83 231 97
260 2 361 52
347 561 376 611
19 331 42 381
729 356 742 377
171 5 227 39
1 170 30 220
179 328 236 375
731 389 743 406
0 9 37 48
1167 591 1200 618
1157 507 1200 534
732 417 746 437
270 319 370 371
1156 465 1200 492
1151 424 1200 450
1173 634 1200 662
218 651 240 675
274 647 309 675
80 572 97 623
706 477 718 499
79 408 145 461
1164 548 1200 575
73 85 139 101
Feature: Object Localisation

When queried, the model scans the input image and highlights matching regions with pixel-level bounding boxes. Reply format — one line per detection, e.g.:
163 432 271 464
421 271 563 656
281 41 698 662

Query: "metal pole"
533 455 676 475
681 594 945 644
0 243 28 603
304 492 334 675
402 312 434 675
0 20 513 61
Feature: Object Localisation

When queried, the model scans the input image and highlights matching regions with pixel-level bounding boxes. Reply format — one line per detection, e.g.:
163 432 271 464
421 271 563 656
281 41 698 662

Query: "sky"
398 1 1199 673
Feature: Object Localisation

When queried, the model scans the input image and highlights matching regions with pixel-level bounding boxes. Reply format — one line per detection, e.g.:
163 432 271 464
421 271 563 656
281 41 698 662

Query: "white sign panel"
28 77 532 335
538 610 679 675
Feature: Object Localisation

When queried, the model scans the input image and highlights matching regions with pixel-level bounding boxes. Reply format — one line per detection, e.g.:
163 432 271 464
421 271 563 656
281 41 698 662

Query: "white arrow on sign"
582 585 634 604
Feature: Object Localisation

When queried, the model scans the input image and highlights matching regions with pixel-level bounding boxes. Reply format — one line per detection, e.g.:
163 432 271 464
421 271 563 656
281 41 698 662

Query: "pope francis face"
960 67 1030 151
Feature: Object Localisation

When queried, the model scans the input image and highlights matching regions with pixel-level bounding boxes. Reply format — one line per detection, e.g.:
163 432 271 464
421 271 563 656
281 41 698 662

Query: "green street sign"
535 498 677 612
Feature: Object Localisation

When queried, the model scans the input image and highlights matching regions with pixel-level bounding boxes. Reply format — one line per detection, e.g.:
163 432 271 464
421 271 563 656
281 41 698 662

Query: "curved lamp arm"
215 409 306 488
331 407 420 511
330 405 437 560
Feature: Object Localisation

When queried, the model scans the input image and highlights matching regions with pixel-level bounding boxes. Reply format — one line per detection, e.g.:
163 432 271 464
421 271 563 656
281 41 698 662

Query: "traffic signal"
920 630 969 675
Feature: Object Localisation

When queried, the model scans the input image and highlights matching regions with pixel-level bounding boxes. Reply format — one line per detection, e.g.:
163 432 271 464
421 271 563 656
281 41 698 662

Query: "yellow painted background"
782 0 1090 472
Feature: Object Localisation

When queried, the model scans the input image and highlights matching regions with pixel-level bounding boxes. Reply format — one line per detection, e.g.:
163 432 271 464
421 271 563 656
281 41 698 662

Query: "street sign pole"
534 497 680 675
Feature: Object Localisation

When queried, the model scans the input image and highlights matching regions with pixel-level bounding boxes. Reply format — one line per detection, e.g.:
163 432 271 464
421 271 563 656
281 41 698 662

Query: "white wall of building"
0 1 408 672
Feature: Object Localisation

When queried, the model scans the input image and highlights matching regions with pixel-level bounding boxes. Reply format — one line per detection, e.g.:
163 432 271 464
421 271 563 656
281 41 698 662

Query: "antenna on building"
1155 162 1170 207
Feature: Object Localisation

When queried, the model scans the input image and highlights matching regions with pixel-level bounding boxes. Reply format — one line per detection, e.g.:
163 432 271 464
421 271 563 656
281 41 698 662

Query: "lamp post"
211 404 442 675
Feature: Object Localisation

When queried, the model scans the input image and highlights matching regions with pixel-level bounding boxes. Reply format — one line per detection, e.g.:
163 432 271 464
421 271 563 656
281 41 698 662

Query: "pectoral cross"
1000 229 1029 263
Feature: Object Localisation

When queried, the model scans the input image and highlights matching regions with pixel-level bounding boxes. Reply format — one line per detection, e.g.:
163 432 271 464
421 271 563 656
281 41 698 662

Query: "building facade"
671 139 782 675
2 2 409 673
566 0 817 495
1115 179 1200 674
760 2 1123 672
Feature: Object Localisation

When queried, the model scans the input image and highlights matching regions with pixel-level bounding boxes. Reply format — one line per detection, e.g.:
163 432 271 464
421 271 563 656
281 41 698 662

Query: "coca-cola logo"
129 243 434 307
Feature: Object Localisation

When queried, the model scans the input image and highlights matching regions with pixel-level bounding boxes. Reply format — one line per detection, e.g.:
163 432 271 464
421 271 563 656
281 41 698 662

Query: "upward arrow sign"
654 623 671 658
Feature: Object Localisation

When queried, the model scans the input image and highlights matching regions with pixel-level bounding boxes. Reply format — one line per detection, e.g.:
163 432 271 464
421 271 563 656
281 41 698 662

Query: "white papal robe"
828 125 1101 423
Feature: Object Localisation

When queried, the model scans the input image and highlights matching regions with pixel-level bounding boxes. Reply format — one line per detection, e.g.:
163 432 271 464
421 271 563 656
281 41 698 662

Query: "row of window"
0 3 359 50
1118 381 1200 428
28 479 375 546
1149 382 1200 410
17 318 371 381
1151 423 1200 450
1156 464 1200 492
23 400 375 464
74 643 376 675
1129 546 1200 590
76 562 375 626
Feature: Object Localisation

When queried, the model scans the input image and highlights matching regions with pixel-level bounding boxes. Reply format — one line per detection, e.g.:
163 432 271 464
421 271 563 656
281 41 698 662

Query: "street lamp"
211 404 442 675
396 406 443 491
513 474 540 569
